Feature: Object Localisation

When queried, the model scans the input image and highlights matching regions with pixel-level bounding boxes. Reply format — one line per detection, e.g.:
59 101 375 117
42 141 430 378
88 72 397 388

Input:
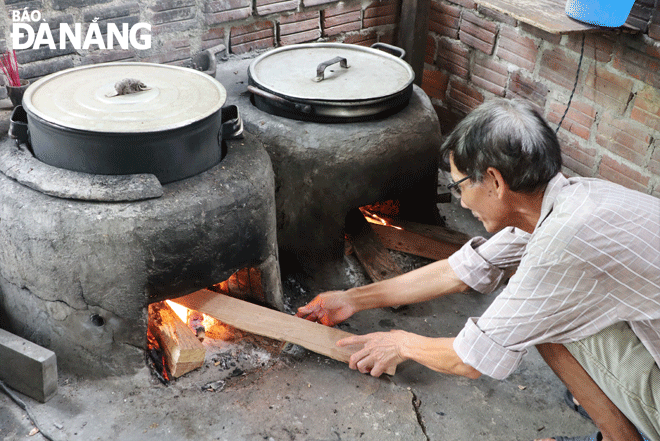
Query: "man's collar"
534 173 569 231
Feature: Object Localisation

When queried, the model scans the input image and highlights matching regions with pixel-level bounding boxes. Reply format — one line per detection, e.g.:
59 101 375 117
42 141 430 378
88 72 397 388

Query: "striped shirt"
449 173 660 380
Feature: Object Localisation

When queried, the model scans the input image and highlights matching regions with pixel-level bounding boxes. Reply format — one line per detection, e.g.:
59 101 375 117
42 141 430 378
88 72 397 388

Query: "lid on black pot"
248 43 414 102
22 62 227 133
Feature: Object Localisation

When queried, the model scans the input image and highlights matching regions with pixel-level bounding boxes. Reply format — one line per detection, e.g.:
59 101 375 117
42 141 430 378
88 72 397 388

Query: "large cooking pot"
247 43 415 122
21 62 228 184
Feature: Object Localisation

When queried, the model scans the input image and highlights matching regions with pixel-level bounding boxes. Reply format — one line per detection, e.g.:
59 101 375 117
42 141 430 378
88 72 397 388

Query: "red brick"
323 10 361 26
364 0 398 18
205 2 251 26
595 112 652 167
565 33 613 64
649 141 660 175
477 5 517 26
426 35 437 65
646 44 660 61
230 21 275 54
204 0 252 14
281 10 317 24
202 27 226 44
447 0 475 9
651 23 660 42
323 2 361 17
422 68 449 100
506 71 547 109
448 78 484 115
280 29 321 45
378 31 396 45
547 99 596 140
303 0 335 6
437 38 469 78
322 7 360 24
323 21 361 37
496 26 537 71
429 0 460 39
322 2 361 37
343 32 378 46
279 12 321 45
613 44 660 89
471 54 507 96
143 40 191 65
84 49 135 65
539 47 580 91
598 155 650 192
459 10 498 55
150 0 195 13
255 0 297 15
650 8 660 40
626 0 654 32
581 65 634 115
152 19 197 35
520 23 560 45
558 132 597 177
151 4 195 25
363 0 399 28
280 17 321 35
631 86 660 133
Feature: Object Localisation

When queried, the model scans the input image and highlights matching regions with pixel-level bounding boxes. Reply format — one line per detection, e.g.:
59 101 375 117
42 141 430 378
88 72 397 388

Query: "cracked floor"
0 191 597 441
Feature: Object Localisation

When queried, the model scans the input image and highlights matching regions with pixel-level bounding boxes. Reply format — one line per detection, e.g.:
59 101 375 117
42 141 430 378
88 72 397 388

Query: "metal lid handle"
370 43 406 59
314 57 349 82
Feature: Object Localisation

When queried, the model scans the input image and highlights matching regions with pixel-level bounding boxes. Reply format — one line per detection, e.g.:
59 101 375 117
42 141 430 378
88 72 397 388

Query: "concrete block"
0 328 57 403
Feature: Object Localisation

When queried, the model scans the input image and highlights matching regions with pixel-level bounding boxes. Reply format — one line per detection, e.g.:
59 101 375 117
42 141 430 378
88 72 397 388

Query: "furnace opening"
146 267 284 385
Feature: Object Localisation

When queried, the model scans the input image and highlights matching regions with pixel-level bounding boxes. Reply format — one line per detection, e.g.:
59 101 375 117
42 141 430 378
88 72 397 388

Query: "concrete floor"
0 68 597 440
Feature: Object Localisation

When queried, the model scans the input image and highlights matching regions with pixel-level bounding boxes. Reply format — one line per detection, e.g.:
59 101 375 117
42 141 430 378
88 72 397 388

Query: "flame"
359 206 403 230
166 300 234 341
166 300 188 322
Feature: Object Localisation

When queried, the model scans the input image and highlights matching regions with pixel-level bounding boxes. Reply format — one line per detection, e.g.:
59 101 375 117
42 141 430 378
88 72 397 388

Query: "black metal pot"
21 63 229 184
247 43 415 123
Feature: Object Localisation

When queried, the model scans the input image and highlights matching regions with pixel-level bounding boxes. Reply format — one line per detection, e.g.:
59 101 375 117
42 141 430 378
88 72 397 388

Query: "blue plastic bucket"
565 0 635 27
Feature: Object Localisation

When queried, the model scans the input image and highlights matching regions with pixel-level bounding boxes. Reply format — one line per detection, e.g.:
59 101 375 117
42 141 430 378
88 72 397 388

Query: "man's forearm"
400 334 481 379
347 259 471 312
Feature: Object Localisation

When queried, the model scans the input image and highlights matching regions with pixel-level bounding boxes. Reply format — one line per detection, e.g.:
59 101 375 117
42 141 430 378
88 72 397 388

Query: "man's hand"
337 330 410 377
296 291 357 326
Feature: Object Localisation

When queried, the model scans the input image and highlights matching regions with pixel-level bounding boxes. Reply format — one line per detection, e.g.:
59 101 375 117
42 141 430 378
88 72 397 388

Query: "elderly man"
297 99 660 441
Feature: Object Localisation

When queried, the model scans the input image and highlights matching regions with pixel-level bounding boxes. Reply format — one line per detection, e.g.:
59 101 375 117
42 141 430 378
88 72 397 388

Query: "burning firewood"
368 223 465 261
345 208 404 283
148 302 206 378
172 290 397 376
357 207 471 261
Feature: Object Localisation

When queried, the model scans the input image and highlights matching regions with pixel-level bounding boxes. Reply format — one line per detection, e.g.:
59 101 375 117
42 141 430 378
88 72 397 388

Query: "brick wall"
0 0 400 93
423 0 660 196
1 0 659 195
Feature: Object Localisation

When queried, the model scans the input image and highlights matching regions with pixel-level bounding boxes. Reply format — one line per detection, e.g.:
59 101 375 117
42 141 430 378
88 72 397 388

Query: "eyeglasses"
446 175 471 198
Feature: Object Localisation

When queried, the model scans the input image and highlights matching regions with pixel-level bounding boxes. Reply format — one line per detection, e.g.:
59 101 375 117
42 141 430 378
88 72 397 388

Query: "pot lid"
248 43 414 102
22 62 227 133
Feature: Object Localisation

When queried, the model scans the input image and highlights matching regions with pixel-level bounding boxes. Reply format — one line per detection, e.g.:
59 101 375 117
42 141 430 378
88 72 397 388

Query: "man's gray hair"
440 98 562 193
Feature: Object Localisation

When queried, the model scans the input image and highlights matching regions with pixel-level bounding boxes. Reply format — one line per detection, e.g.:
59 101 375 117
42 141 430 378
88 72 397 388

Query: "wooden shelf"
474 0 638 34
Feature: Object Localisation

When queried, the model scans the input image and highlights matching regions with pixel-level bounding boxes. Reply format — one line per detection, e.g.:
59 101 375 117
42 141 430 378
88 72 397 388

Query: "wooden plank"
0 328 57 403
346 208 404 283
388 219 471 246
172 290 396 376
148 302 206 378
473 0 609 34
370 223 463 261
